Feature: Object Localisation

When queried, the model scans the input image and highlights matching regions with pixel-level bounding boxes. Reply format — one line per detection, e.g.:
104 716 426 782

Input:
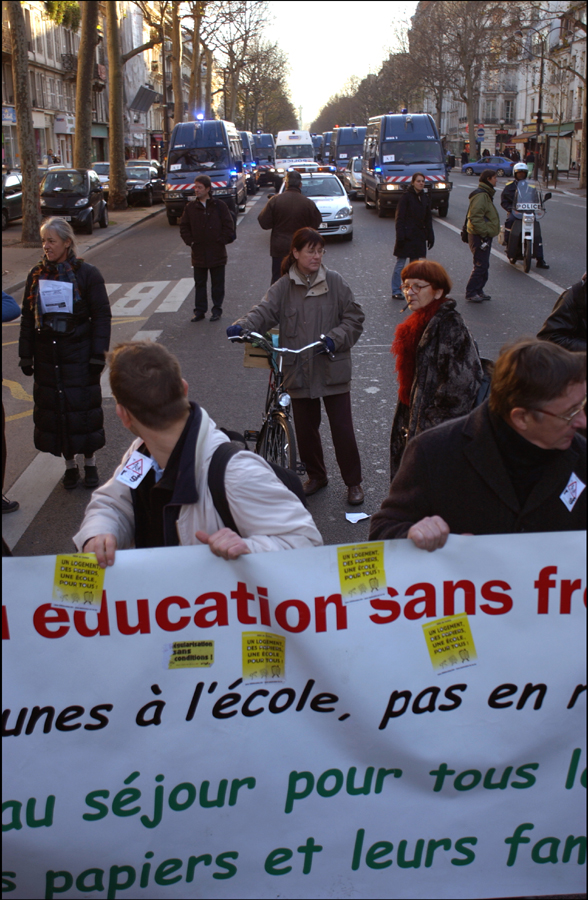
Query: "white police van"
274 130 316 184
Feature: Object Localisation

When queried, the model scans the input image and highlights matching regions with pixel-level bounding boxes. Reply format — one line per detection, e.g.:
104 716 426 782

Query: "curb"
3 206 166 295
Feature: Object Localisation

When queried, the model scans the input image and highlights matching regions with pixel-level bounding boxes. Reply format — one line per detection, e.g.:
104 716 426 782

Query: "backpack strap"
208 443 241 535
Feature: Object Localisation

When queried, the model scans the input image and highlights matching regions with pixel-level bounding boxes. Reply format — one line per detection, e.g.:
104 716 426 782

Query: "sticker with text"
337 542 387 603
116 450 154 489
163 640 214 670
52 554 105 611
242 632 285 684
422 613 478 675
560 471 585 512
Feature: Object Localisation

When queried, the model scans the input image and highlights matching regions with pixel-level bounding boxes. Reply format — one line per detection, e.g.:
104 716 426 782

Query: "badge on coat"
116 450 154 488
560 472 585 512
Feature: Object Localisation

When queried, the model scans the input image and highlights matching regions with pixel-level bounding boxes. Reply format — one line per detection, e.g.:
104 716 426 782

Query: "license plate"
59 216 71 221
319 223 328 229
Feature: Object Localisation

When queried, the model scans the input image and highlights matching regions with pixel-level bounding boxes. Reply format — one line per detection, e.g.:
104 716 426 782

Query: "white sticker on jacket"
116 450 154 488
560 472 586 511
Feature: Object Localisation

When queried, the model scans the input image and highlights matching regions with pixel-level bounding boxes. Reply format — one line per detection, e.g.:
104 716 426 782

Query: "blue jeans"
391 257 419 295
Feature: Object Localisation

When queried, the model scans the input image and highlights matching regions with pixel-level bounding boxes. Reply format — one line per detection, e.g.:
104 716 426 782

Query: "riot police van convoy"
252 133 276 186
274 130 315 179
330 126 367 180
239 130 259 194
164 119 247 225
362 113 452 217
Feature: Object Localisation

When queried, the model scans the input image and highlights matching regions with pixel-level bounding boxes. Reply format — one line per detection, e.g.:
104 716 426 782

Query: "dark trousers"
292 392 362 485
504 214 545 260
465 234 492 298
271 256 283 284
193 266 225 315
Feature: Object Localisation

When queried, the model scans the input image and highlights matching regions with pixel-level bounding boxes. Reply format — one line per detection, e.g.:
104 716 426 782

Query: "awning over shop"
511 131 538 142
544 130 574 138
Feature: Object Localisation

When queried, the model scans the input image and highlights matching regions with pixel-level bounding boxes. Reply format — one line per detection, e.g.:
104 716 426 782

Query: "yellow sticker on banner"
242 632 285 683
337 542 387 603
165 641 214 669
52 554 105 611
422 613 477 674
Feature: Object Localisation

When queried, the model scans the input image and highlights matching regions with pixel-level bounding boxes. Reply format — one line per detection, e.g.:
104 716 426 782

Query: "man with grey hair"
258 170 322 283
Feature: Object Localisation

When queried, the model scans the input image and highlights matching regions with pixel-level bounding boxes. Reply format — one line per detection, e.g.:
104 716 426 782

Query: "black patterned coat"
389 300 483 479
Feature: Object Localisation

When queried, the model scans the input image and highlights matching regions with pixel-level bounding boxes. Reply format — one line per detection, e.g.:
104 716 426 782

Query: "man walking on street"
74 341 322 565
464 169 501 303
258 171 322 284
179 175 235 322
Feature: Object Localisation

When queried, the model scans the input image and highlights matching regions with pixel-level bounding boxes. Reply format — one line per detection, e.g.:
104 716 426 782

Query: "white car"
93 161 110 197
278 172 353 241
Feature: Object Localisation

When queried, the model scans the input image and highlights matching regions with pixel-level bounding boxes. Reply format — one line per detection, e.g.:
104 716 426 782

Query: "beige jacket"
73 409 323 554
235 265 364 399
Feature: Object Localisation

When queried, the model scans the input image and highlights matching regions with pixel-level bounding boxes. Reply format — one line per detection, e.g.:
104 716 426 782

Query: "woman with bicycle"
227 227 365 505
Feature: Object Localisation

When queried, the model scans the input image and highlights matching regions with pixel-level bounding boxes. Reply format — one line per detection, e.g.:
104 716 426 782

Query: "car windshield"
41 171 86 195
353 158 362 172
301 177 344 197
168 147 229 172
276 144 314 160
513 179 545 218
126 167 149 181
93 163 110 175
336 144 362 159
381 141 444 164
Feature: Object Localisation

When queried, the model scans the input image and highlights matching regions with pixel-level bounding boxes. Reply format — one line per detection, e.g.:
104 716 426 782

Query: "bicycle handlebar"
228 330 329 356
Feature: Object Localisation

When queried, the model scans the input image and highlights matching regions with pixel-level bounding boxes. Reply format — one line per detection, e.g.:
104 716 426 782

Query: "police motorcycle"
505 178 552 274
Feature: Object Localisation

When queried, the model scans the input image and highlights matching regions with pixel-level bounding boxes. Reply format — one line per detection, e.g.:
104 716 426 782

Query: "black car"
40 169 108 234
255 163 277 187
125 164 165 206
2 172 23 230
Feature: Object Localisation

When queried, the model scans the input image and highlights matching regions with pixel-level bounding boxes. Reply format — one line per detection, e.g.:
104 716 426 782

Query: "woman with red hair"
389 260 483 479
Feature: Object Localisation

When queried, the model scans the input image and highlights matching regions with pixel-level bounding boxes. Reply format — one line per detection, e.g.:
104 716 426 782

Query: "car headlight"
433 182 447 189
132 183 144 189
74 198 88 206
334 207 352 219
385 183 401 190
276 167 285 173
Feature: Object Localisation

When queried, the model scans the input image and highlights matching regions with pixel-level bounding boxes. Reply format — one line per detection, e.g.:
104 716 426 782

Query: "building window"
484 99 497 122
2 63 14 105
504 99 514 123
34 15 44 55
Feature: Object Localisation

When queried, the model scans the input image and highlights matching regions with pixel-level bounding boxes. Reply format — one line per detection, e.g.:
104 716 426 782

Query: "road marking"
2 378 33 402
3 340 18 346
110 281 170 315
435 218 564 294
133 330 162 342
2 452 66 551
154 278 193 312
6 409 32 422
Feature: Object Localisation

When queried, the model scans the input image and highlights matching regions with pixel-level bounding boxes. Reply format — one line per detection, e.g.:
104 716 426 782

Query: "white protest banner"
2 532 586 899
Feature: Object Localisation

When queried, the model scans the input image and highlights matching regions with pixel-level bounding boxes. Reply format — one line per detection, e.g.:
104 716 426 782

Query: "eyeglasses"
401 282 431 294
534 397 586 423
303 248 325 257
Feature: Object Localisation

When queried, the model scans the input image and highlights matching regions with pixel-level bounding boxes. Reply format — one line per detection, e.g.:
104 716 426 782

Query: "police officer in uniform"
501 163 550 269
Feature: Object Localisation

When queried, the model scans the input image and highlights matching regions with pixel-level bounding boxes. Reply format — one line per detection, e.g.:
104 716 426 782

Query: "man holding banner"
370 339 586 551
73 341 322 565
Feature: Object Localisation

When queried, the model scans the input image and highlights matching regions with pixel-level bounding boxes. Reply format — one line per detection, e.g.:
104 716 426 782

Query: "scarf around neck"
391 296 447 405
27 251 83 329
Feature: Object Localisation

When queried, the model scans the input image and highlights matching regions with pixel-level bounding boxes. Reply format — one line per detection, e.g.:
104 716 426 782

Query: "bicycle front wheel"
256 413 297 471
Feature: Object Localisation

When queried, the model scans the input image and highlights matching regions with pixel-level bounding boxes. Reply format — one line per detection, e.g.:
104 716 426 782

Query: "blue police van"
164 119 247 225
240 131 259 194
330 126 366 180
362 113 451 217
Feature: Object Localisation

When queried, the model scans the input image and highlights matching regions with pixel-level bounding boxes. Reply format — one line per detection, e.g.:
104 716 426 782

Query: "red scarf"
391 297 446 405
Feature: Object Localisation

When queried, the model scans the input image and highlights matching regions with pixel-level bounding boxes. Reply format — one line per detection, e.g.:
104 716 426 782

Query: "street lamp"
498 118 505 154
515 26 545 180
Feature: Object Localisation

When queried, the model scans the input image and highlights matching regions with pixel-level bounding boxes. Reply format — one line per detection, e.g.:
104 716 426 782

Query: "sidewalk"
1 204 166 295
539 173 586 197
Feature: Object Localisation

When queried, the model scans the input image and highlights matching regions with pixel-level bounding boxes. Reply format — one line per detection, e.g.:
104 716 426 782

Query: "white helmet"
513 162 528 176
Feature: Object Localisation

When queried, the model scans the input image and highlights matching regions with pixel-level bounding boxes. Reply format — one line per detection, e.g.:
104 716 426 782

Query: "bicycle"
228 330 328 471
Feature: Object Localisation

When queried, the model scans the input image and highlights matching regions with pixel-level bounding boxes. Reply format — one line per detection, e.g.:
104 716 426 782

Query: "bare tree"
105 2 127 210
238 39 289 131
184 1 208 120
6 1 42 245
74 1 101 169
171 1 183 124
408 4 460 129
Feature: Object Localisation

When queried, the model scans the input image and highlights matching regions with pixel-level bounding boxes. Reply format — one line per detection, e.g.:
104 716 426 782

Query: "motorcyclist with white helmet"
501 163 550 269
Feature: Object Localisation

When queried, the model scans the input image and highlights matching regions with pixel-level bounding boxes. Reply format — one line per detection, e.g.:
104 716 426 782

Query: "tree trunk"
188 12 202 120
74 0 99 169
580 83 586 190
6 1 42 246
205 46 213 118
171 2 183 125
106 2 127 210
465 72 477 161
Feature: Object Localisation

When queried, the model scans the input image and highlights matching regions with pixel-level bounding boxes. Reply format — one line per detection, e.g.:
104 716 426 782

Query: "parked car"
131 158 163 177
125 164 165 206
461 155 514 177
2 171 23 230
276 172 353 241
39 168 108 234
37 164 65 183
92 161 110 196
341 156 364 198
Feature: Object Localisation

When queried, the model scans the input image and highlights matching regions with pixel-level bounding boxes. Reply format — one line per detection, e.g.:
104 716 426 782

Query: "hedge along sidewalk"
2 205 166 296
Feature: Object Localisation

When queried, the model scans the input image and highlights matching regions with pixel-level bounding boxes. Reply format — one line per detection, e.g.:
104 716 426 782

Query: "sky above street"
264 0 419 127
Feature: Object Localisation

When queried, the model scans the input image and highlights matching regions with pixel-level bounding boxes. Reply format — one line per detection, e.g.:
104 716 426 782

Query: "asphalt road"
3 174 586 556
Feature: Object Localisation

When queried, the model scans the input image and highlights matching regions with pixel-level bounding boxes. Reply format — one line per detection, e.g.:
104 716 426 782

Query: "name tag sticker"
560 472 585 511
116 450 154 488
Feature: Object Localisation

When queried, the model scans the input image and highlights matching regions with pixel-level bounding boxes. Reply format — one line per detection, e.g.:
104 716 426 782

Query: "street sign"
477 127 485 139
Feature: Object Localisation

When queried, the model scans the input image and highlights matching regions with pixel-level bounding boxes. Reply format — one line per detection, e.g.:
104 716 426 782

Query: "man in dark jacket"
179 174 235 322
537 277 587 351
369 339 586 551
257 171 322 283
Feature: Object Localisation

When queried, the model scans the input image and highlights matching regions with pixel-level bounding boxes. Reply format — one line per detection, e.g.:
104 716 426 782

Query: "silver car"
342 157 364 198
279 172 353 241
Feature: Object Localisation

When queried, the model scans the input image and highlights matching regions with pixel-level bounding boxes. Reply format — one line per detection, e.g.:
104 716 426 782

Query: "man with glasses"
370 339 586 551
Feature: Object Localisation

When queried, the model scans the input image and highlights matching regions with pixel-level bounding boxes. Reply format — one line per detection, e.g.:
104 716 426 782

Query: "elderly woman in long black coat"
391 172 434 300
389 260 483 480
18 217 111 489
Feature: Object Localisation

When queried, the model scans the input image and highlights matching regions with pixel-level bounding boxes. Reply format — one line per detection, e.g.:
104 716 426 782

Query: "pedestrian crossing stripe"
105 278 193 316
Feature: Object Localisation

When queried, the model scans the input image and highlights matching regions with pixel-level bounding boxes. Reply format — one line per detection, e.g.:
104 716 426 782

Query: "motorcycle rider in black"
501 163 550 269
